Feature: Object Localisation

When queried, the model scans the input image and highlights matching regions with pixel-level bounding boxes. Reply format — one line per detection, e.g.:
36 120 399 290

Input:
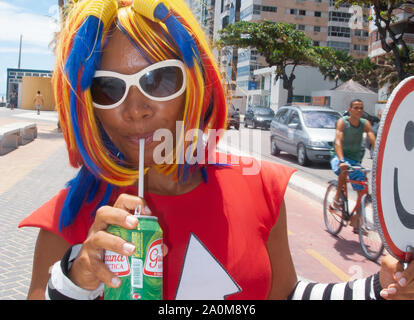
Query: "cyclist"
330 99 377 233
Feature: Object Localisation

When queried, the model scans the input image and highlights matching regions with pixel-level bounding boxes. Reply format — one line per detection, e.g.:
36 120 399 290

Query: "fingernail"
394 271 402 280
112 277 121 288
126 215 138 227
123 242 136 254
380 290 388 298
144 206 152 214
399 277 407 287
388 287 397 294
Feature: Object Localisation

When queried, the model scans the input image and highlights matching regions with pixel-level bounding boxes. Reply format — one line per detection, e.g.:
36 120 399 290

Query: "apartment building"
369 3 414 59
211 0 370 109
185 0 215 44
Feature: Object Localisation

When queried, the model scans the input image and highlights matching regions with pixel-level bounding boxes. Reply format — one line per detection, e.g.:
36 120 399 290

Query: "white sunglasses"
91 59 187 109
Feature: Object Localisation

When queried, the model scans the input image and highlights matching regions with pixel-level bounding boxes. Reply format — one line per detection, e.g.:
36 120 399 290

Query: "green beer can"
104 215 163 300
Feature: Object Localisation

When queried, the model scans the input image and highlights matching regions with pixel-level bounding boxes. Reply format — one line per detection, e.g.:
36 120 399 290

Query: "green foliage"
335 0 414 84
217 21 316 102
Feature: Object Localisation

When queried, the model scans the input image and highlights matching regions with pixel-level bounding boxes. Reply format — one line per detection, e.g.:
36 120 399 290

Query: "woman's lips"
126 132 154 146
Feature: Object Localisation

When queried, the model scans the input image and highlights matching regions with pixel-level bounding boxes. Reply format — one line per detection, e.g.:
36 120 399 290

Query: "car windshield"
255 108 274 116
302 111 340 129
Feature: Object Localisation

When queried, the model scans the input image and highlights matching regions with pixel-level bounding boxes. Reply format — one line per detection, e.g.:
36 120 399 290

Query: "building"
369 3 414 59
368 3 414 102
212 0 371 111
185 0 215 44
6 68 54 110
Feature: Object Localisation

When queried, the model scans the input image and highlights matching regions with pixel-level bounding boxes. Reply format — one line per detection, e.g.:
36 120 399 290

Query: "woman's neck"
143 166 203 196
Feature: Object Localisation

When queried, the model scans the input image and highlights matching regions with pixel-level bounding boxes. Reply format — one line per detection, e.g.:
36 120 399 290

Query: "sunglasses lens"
91 77 126 106
139 66 184 98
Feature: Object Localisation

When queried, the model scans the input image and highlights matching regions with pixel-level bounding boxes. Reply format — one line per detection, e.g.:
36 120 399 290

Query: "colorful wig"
53 0 228 229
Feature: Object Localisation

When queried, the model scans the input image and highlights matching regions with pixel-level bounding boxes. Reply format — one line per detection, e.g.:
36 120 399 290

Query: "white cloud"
0 1 59 49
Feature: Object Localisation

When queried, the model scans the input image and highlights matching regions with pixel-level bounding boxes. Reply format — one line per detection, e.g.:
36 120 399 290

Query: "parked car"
244 106 275 129
270 105 341 166
227 105 240 130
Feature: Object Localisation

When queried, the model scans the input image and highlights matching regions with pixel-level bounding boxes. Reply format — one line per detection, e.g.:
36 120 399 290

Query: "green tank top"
331 116 366 162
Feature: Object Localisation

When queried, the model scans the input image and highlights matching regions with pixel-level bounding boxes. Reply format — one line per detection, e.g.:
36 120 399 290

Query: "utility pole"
17 34 22 69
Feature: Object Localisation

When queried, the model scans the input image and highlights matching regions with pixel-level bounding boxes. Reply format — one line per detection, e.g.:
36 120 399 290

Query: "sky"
0 0 59 98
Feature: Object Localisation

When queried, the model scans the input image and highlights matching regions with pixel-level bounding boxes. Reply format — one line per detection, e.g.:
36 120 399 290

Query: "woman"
19 0 413 300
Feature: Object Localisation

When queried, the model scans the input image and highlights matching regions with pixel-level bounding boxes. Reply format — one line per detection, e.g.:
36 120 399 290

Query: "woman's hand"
68 193 157 290
379 254 414 300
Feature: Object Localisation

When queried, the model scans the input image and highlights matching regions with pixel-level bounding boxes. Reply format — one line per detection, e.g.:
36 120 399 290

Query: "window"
313 41 320 46
328 26 351 38
328 41 350 52
275 109 290 124
329 11 351 23
262 6 277 13
288 111 300 125
314 26 321 32
298 24 305 31
290 8 297 15
299 10 306 16
314 11 321 17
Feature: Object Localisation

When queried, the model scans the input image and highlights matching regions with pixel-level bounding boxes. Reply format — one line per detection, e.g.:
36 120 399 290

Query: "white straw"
138 138 145 199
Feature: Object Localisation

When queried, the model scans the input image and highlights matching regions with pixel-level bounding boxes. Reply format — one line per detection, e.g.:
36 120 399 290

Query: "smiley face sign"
373 76 414 262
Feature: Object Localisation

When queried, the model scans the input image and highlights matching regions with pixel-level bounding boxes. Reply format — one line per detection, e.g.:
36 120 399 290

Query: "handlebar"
345 165 371 173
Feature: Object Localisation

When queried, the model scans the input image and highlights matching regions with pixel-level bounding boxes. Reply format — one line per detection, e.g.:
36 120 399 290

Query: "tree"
336 0 414 81
313 46 354 88
217 21 316 104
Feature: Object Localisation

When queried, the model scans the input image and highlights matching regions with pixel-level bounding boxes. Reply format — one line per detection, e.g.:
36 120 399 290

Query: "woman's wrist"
46 244 104 300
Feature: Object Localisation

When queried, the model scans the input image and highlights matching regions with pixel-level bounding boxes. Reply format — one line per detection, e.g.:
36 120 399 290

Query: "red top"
19 155 295 300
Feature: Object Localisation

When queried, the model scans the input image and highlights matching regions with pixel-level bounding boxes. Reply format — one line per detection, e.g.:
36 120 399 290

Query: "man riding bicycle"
330 99 377 233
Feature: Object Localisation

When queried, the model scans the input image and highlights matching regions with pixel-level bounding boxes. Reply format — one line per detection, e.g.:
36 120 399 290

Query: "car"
342 110 380 126
270 105 341 166
227 105 240 130
244 106 275 130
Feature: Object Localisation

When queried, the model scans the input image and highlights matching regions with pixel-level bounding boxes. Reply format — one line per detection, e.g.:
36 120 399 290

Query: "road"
219 126 384 283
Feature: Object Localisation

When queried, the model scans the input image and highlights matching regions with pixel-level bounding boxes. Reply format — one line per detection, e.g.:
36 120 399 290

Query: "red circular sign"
373 76 414 262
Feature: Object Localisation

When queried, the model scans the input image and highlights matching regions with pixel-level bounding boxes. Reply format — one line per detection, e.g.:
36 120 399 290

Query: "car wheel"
253 121 257 129
235 124 240 130
297 144 309 166
270 137 280 156
244 121 248 128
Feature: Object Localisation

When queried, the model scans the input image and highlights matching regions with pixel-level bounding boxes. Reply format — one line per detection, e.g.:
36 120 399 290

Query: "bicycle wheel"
323 182 344 235
358 195 384 261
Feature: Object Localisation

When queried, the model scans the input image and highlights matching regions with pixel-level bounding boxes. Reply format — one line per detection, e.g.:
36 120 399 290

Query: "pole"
17 34 22 69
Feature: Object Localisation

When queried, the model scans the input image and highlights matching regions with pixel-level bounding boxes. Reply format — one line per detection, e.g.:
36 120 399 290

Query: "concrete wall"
311 89 377 115
21 76 54 110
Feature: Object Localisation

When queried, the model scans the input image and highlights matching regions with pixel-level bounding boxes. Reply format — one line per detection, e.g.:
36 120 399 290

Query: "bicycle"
323 165 384 261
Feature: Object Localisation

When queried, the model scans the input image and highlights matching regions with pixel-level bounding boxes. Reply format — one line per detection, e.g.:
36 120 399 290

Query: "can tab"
134 204 142 216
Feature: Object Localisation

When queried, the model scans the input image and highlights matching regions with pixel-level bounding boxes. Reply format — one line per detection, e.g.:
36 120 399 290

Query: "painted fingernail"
126 215 138 227
144 206 152 214
380 290 388 298
123 242 136 254
112 277 121 288
388 287 397 294
394 271 402 280
399 277 407 287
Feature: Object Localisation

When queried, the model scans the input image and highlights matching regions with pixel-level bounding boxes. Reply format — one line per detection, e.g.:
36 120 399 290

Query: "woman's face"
94 28 186 167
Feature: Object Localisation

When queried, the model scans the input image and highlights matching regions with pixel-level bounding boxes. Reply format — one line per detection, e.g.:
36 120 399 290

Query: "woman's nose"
121 86 154 121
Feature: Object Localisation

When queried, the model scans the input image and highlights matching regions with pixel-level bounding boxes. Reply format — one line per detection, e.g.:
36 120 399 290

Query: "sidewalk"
0 108 77 299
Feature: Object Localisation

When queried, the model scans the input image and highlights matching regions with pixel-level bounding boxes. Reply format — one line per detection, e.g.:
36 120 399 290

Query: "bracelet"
45 244 104 300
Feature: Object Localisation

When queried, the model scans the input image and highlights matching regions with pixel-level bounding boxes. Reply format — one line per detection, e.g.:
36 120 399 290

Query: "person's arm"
266 200 298 299
334 119 345 161
27 230 71 299
267 201 414 300
364 120 376 152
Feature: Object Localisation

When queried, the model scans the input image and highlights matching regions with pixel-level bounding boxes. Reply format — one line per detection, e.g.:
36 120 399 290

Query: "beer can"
104 215 163 300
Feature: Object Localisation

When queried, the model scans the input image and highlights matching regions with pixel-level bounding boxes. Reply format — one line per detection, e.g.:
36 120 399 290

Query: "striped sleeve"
287 273 384 300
